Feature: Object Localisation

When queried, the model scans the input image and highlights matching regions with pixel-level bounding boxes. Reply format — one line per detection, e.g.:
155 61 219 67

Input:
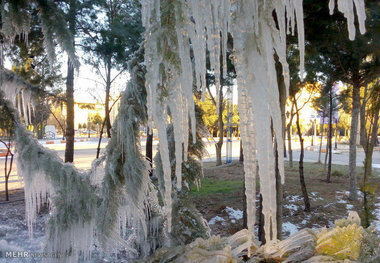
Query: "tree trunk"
326 88 333 182
334 118 338 150
287 102 295 168
258 193 266 244
359 86 369 146
105 62 112 138
1 139 13 202
318 118 325 163
276 56 287 159
348 83 361 201
146 126 153 177
294 98 311 212
64 60 75 163
64 0 76 163
361 102 379 227
275 139 283 239
216 87 224 166
287 123 293 167
4 151 9 201
239 139 244 162
242 178 247 229
324 131 329 169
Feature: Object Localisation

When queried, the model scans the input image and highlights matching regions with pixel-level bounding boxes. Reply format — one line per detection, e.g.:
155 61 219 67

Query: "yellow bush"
315 224 363 260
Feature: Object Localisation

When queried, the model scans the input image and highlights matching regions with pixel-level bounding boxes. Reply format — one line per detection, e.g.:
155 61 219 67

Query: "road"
1 138 379 191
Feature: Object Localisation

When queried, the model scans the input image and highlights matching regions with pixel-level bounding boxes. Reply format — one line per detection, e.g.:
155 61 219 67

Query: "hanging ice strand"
141 0 367 240
329 0 366 40
142 0 198 233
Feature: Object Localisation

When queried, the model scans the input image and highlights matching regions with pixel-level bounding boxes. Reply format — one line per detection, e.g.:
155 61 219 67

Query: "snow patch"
208 216 225 225
287 195 303 203
225 207 243 221
282 222 299 237
284 204 298 211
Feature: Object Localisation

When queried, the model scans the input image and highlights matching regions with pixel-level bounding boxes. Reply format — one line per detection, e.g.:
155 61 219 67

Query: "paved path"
1 138 379 191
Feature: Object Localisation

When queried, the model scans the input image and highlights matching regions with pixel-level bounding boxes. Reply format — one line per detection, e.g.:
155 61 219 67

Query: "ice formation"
329 0 366 40
141 0 366 243
0 0 367 260
0 49 158 260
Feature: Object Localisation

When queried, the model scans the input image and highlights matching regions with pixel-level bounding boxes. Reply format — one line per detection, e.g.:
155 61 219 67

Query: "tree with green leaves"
359 79 380 227
303 0 380 200
81 0 143 138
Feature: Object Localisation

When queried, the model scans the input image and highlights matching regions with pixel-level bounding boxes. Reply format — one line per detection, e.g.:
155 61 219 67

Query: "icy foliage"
0 90 98 261
0 0 368 261
92 49 160 256
0 0 79 68
146 212 380 262
141 0 366 243
0 70 35 125
0 48 160 260
153 104 210 245
0 1 30 44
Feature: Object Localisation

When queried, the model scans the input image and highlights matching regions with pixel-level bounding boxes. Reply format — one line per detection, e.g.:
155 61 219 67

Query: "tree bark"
318 117 325 163
64 0 76 163
258 193 266 244
239 139 244 162
361 99 379 227
326 88 333 182
1 139 13 201
294 97 311 212
64 61 75 163
105 62 112 138
275 139 283 239
146 126 153 177
287 101 295 167
334 118 338 150
215 87 224 166
287 123 293 167
348 83 361 201
276 55 287 159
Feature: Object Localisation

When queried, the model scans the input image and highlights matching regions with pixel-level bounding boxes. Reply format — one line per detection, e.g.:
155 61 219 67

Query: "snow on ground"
0 200 45 262
284 204 297 211
286 195 303 203
0 196 136 262
374 197 380 234
225 207 243 223
282 222 299 237
208 216 226 225
310 192 324 201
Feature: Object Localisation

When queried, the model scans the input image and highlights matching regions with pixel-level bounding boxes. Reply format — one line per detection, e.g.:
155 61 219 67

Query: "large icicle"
141 0 367 244
329 0 366 40
1 47 158 260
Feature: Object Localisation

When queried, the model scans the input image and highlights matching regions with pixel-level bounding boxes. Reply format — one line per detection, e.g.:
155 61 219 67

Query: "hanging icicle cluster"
141 0 366 243
0 0 79 68
0 48 160 260
0 0 368 260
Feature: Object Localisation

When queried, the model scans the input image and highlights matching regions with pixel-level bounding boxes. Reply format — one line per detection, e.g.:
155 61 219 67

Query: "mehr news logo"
1 251 65 258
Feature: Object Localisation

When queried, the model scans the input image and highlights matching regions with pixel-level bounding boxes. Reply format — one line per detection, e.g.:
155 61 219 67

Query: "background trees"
303 0 380 200
81 0 143 138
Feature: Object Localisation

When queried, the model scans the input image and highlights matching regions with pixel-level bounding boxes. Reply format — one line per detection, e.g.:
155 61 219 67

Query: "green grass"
190 178 243 196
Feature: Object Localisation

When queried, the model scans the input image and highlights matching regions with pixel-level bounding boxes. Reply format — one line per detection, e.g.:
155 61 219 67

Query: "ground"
0 160 379 262
190 161 380 239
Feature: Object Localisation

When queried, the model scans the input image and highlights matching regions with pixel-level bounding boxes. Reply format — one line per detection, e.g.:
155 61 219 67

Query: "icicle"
294 0 305 81
142 0 366 246
329 0 336 15
332 0 366 40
